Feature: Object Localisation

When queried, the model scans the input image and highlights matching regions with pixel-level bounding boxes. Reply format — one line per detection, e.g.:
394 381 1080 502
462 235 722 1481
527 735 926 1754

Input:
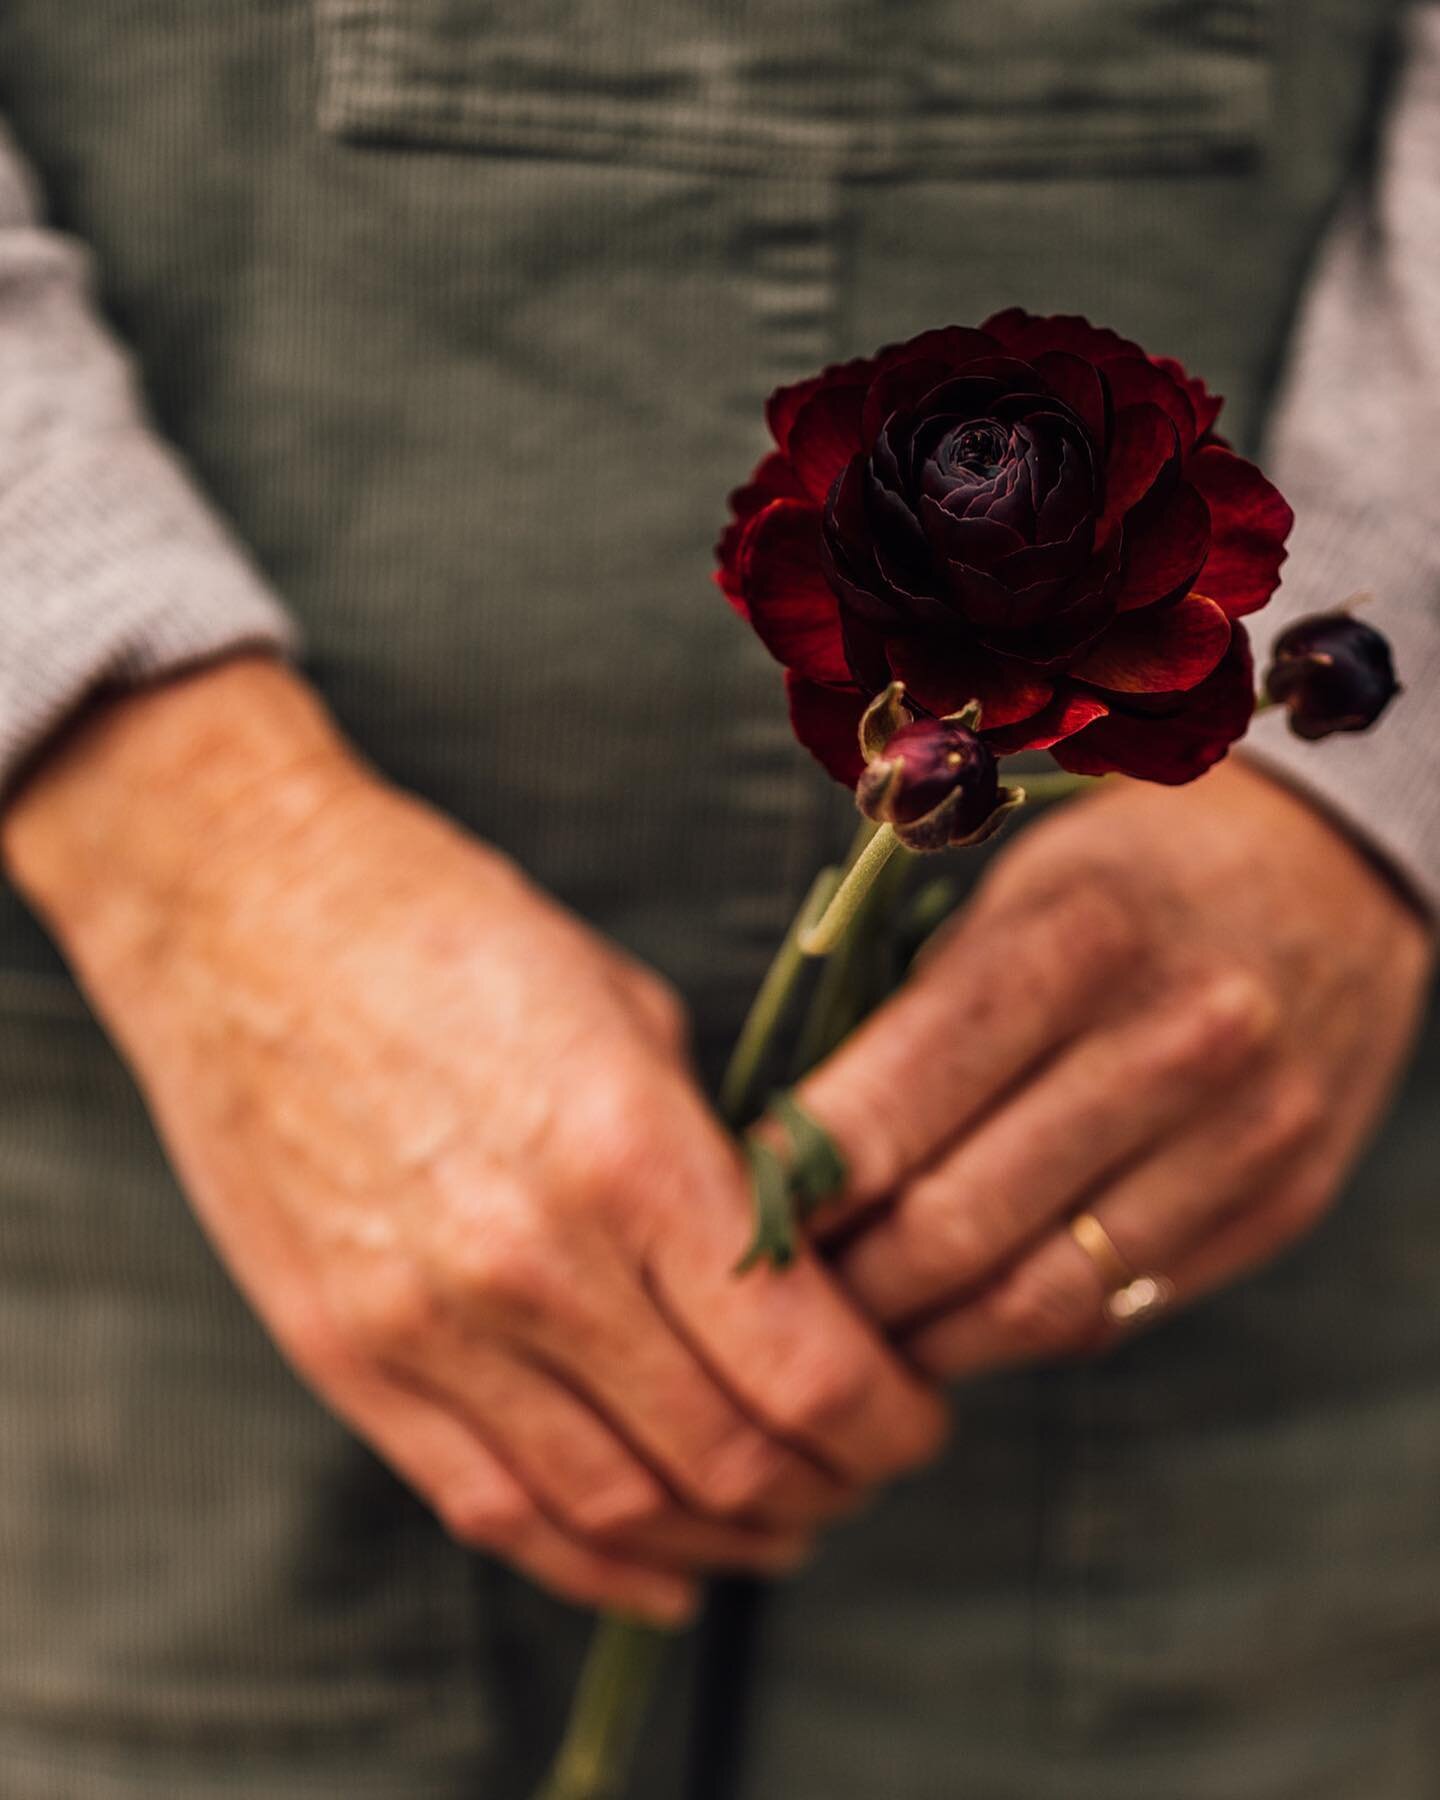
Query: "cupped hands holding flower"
801 756 1431 1376
6 303 1424 1800
2 657 947 1630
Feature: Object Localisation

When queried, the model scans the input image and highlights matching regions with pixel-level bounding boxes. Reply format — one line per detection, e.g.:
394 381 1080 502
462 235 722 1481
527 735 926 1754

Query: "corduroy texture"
0 5 1438 1799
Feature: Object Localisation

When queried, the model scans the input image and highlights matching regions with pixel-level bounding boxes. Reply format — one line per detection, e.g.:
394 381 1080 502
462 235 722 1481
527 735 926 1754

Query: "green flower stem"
530 1616 671 1800
717 864 844 1128
792 825 915 1074
798 821 901 957
532 834 885 1800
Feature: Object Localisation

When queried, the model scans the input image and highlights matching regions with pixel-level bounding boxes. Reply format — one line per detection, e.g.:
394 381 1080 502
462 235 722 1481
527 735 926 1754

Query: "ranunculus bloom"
718 311 1293 786
1265 611 1400 740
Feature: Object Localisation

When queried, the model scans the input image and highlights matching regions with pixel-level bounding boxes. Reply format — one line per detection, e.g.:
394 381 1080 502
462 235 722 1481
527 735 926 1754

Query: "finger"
639 1167 949 1489
905 1073 1323 1382
327 1359 698 1623
797 880 1136 1231
531 1271 862 1530
604 1508 812 1576
414 1155 859 1531
404 1337 812 1572
835 973 1276 1327
1155 1158 1336 1308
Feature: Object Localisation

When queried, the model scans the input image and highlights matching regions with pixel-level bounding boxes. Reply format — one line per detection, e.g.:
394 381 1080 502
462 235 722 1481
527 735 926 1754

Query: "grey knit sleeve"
0 116 298 798
1241 4 1440 913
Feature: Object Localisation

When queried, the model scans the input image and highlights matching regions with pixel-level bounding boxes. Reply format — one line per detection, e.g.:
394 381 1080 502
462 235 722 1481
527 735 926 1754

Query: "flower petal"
766 357 874 455
984 687 1110 754
1054 630 1255 784
785 672 867 787
861 327 1006 440
1187 444 1294 619
1156 357 1223 439
788 384 868 504
739 500 850 684
1099 404 1181 541
1112 479 1211 611
825 459 953 630
991 518 1094 595
1030 350 1111 453
1102 356 1198 452
888 635 1055 728
873 325 1004 374
716 453 810 603
918 497 1027 571
981 309 1146 367
1071 593 1231 693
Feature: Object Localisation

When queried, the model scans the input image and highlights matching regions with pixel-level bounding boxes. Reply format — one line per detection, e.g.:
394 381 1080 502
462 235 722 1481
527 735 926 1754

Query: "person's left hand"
795 757 1434 1378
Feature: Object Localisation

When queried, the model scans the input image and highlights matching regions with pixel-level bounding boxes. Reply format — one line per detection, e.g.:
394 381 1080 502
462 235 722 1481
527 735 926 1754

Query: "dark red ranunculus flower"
717 311 1293 786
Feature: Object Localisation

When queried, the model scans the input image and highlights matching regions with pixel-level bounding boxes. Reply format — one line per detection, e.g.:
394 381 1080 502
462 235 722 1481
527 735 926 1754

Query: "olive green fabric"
1 3 1438 1796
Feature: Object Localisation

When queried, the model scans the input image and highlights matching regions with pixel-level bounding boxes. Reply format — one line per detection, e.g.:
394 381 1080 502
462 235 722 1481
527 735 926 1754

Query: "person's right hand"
2 657 945 1623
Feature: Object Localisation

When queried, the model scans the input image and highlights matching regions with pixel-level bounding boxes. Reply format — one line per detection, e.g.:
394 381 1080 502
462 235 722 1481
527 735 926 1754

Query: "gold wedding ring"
1068 1211 1175 1327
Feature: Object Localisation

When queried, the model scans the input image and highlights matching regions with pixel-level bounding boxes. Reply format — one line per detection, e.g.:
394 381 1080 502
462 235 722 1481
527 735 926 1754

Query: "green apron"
1 4 1436 1794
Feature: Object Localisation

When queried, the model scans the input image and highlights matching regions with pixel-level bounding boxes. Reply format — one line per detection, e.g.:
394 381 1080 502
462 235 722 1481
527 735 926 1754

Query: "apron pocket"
312 0 1271 179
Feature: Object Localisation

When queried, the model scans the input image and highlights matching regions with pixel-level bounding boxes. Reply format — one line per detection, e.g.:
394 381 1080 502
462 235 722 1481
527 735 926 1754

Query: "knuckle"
451 1217 556 1318
569 1476 668 1539
905 1185 995 1291
280 1300 346 1382
437 1483 533 1552
694 1431 788 1515
994 1268 1092 1355
342 1270 436 1364
769 1350 871 1439
631 969 688 1047
1171 971 1278 1072
575 1100 657 1204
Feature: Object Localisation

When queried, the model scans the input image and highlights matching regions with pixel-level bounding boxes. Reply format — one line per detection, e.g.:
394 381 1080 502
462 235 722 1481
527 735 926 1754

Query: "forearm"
0 114 297 802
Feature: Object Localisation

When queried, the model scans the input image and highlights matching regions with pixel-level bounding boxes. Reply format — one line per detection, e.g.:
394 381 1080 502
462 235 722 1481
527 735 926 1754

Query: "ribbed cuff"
1240 490 1440 919
0 425 301 797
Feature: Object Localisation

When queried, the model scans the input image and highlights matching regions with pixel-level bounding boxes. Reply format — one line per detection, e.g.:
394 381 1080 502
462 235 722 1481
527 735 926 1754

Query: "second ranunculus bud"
855 685 1024 851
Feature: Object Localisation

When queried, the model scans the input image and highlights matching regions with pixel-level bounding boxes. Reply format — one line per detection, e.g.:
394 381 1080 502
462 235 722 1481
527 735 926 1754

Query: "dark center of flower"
945 421 1010 481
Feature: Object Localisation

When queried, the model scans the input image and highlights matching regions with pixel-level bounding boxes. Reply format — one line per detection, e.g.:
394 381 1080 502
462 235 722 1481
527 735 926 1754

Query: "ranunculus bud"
855 689 1023 851
1264 611 1400 740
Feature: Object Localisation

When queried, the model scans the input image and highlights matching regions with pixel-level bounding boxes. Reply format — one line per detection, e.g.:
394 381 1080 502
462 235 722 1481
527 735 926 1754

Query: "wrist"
1228 752 1436 943
1 655 372 980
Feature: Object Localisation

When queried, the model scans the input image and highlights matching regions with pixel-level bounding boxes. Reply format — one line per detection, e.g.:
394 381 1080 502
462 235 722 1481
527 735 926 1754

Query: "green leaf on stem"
767 1091 848 1220
735 1137 800 1272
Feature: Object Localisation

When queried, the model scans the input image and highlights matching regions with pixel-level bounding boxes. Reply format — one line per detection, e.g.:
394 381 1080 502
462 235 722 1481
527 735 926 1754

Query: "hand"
795 758 1433 1377
3 658 945 1622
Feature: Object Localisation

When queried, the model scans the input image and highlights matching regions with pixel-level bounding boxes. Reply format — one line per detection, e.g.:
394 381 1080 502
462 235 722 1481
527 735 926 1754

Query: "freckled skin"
2 656 946 1622
799 758 1433 1374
